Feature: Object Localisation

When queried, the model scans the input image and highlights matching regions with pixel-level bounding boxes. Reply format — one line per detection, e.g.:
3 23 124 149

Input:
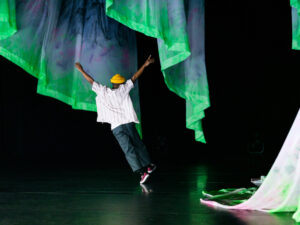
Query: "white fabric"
92 79 139 129
201 108 300 221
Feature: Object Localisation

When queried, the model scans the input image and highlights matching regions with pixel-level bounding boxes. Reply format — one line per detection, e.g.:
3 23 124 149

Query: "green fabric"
0 1 142 137
0 0 17 39
201 109 300 222
291 0 300 49
202 188 257 206
106 0 210 143
291 0 300 8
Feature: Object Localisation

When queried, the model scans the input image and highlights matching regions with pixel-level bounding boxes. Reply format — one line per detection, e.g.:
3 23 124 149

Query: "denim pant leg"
125 123 151 168
112 125 143 172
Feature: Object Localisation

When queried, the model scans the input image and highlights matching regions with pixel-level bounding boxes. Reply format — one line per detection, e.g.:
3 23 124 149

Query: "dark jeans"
112 122 151 172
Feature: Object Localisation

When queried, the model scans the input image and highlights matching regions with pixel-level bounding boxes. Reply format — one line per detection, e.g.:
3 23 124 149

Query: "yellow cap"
110 74 126 84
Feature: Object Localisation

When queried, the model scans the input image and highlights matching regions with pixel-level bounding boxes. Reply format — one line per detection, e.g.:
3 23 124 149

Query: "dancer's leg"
112 125 143 172
125 123 151 168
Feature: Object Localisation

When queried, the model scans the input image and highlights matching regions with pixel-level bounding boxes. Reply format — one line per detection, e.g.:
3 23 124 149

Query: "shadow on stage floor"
0 159 296 225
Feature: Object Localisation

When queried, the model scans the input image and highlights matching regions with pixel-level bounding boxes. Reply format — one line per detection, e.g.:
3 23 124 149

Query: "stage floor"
0 163 295 225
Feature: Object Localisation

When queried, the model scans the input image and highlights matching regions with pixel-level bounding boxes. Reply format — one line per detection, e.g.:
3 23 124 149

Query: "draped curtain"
291 0 300 50
0 0 16 39
0 0 210 142
201 109 300 222
0 0 142 135
106 0 210 143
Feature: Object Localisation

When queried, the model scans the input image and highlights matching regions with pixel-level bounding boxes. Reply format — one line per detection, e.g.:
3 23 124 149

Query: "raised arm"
131 55 155 83
75 62 94 85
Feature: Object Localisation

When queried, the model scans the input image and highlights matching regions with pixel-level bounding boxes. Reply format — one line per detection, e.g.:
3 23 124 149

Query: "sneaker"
147 163 157 174
140 172 150 184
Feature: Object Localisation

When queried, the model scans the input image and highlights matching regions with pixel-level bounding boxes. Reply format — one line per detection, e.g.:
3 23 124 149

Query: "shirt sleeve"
92 82 104 95
123 79 134 93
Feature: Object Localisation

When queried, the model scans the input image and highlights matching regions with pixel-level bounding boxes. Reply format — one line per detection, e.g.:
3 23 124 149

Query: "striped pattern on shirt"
92 79 139 129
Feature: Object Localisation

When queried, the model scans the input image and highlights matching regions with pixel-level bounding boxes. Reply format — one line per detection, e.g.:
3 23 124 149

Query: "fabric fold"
0 0 142 136
106 0 210 143
0 0 17 39
291 0 300 49
201 108 300 222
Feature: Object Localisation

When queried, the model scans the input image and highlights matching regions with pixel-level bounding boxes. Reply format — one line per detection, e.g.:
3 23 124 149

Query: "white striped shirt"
92 79 139 129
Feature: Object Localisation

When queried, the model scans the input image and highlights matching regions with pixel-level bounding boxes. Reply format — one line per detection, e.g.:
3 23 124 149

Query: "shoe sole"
140 174 150 184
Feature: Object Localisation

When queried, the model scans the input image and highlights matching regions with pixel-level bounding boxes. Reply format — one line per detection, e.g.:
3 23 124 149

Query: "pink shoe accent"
147 164 157 174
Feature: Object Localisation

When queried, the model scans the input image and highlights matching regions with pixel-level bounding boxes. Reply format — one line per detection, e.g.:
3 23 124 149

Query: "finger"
147 55 152 60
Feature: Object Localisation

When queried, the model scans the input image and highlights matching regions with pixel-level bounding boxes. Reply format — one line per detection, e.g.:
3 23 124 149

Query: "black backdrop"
0 1 299 170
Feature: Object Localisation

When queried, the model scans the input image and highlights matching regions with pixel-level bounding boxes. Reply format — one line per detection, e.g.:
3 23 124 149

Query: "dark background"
0 1 299 173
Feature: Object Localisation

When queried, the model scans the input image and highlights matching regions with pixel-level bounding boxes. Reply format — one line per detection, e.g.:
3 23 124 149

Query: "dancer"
75 55 156 184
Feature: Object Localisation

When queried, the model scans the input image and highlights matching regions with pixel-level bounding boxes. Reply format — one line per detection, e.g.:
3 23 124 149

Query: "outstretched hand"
144 55 155 67
75 62 94 84
75 62 83 71
131 55 155 82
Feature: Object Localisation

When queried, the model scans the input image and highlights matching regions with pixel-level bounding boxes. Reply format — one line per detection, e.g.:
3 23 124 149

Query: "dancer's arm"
75 62 94 84
131 55 155 83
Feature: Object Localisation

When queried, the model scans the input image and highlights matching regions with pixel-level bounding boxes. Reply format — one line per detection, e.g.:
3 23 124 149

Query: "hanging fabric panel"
0 0 142 135
0 0 17 39
291 0 300 49
201 108 300 222
106 0 210 143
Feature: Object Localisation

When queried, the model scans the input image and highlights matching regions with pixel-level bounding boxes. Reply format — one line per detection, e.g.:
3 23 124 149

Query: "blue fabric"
0 0 142 136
